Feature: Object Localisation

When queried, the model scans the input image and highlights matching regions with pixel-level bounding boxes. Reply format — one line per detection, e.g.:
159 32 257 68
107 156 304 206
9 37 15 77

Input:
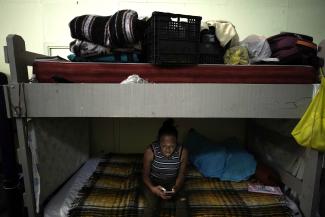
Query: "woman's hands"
151 185 173 200
172 185 179 193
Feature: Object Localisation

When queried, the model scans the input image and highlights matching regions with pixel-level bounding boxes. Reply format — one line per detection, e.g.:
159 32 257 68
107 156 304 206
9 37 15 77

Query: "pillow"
191 147 227 178
184 129 256 180
184 129 227 178
220 146 257 182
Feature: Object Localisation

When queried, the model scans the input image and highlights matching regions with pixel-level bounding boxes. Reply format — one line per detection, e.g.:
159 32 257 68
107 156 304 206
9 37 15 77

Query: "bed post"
4 34 47 83
5 35 37 217
300 148 322 217
5 35 29 83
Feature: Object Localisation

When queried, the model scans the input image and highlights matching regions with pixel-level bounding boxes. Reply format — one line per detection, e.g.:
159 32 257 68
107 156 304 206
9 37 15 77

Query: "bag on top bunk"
292 71 325 151
267 32 319 68
224 45 250 65
201 20 239 48
199 26 226 64
240 34 273 64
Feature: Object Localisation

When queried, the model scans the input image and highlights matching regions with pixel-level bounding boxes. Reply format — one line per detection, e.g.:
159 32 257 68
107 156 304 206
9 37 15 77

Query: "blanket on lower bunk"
68 154 291 217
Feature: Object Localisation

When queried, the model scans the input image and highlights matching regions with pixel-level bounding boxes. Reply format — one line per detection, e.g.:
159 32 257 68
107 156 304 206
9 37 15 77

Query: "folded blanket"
69 10 146 48
70 40 142 57
67 52 142 63
70 40 111 57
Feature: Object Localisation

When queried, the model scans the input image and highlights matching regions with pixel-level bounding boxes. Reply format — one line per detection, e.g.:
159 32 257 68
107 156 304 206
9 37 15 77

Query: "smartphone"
164 190 175 196
160 187 175 195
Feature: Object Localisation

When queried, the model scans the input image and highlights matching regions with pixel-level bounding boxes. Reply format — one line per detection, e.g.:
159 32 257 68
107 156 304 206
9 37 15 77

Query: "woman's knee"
146 197 159 208
144 190 160 207
176 196 187 207
176 197 189 217
179 197 186 202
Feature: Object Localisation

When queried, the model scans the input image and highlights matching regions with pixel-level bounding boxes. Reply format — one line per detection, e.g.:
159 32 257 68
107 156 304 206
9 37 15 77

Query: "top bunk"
2 35 324 118
34 60 316 84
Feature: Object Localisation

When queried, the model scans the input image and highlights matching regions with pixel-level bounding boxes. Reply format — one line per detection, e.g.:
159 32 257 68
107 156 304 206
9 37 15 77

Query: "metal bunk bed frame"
2 34 324 217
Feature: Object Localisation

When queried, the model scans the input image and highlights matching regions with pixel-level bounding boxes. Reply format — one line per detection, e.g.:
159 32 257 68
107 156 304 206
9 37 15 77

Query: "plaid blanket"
68 154 292 217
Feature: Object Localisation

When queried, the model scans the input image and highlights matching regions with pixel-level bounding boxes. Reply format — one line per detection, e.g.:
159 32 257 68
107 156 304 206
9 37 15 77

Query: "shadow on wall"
90 118 247 156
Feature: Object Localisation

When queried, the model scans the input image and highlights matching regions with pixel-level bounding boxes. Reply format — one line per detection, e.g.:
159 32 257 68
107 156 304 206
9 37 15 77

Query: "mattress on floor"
66 153 292 217
33 61 317 84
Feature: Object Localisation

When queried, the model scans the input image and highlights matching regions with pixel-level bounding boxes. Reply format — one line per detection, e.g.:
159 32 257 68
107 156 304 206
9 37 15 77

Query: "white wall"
0 0 325 76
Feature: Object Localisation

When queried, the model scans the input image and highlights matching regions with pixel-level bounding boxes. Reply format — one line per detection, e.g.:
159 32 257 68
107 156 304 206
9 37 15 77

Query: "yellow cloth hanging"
292 74 325 151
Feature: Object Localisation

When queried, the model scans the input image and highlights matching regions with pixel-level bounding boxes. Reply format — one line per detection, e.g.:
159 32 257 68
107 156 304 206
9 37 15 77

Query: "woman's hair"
158 118 178 140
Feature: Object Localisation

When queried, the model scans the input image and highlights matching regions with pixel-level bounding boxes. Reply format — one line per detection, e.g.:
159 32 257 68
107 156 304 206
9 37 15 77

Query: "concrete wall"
90 118 246 155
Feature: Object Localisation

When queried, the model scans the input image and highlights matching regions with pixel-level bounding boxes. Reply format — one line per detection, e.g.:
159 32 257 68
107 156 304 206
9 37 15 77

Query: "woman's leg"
143 186 160 217
175 188 189 217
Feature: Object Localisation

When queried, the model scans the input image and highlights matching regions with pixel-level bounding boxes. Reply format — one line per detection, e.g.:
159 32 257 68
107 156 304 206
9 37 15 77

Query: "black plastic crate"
144 12 202 65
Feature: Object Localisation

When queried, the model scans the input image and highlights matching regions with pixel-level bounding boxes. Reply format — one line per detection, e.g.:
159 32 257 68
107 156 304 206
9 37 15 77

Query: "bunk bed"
33 60 316 84
2 34 324 217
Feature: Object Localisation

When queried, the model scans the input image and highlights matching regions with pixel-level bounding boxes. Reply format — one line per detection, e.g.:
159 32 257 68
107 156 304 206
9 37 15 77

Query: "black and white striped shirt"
150 142 182 181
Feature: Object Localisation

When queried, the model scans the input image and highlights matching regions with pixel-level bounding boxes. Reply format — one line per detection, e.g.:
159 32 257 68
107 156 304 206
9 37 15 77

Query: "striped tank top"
150 142 182 181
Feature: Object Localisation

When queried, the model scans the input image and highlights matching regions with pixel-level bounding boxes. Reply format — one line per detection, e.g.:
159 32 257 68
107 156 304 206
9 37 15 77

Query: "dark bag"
267 32 319 68
199 26 226 64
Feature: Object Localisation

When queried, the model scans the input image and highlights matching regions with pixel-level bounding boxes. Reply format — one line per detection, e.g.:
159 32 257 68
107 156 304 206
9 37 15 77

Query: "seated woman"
142 119 189 217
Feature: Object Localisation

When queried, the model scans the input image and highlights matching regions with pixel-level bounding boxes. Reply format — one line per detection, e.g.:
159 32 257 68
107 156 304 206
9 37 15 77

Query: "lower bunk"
44 153 298 217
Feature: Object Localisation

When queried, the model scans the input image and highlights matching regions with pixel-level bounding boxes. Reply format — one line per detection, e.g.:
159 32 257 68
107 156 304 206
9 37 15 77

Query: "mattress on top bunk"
33 61 317 84
46 153 293 217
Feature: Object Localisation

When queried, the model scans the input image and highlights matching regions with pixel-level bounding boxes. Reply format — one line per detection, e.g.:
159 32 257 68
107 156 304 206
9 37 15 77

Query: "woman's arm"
143 147 155 190
173 147 189 192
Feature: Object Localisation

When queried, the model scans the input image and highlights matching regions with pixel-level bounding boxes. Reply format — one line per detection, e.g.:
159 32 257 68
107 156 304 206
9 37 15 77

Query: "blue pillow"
192 146 227 178
184 129 227 178
220 146 257 182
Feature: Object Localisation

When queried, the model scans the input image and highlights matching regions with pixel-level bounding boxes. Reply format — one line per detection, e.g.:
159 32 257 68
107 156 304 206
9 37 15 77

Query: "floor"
0 212 8 217
0 175 7 217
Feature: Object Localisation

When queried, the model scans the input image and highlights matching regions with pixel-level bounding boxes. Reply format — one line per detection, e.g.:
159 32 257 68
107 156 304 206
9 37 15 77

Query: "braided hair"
158 119 178 140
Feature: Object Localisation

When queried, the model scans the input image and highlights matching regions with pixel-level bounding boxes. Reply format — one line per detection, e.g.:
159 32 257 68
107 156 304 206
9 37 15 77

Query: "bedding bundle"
68 10 146 62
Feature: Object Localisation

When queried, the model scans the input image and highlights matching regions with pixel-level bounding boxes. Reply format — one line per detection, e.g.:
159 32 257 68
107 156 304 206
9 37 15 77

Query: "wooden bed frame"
2 34 324 217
